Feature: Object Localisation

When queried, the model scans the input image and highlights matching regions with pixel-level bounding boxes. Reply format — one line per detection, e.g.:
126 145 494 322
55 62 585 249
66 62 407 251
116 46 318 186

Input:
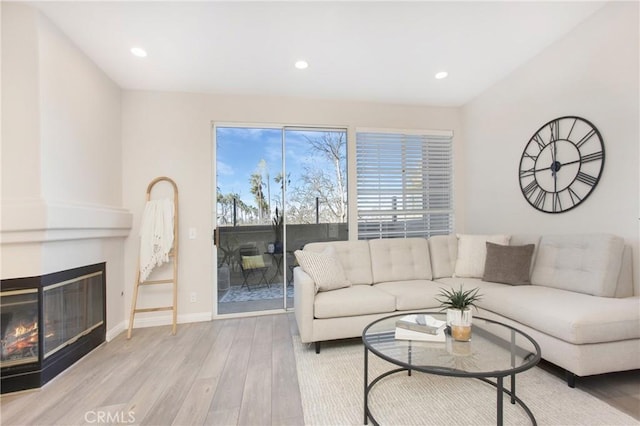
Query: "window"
356 128 454 239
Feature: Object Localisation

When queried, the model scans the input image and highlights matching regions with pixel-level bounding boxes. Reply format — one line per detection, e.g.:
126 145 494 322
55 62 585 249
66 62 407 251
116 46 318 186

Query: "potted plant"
436 285 482 341
271 207 283 253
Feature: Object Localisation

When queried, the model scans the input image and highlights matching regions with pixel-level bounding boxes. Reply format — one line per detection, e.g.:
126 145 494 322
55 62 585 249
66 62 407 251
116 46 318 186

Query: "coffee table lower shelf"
363 363 537 426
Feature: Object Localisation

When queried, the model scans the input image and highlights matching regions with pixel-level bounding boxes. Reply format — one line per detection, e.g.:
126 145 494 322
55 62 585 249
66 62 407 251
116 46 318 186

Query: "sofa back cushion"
304 241 373 285
369 238 432 283
531 234 624 297
617 246 635 297
428 235 458 279
453 234 511 278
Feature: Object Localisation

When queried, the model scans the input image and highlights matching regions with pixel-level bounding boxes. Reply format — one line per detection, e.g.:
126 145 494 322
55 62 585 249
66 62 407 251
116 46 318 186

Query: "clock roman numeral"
566 118 578 140
522 180 539 196
532 133 546 150
568 187 582 205
576 171 597 186
549 120 559 142
581 151 603 163
576 129 596 148
520 167 535 178
552 192 562 212
533 189 546 209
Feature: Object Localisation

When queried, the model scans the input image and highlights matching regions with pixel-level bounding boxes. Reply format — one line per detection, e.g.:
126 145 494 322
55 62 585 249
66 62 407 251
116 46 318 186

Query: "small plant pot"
451 322 472 342
447 308 472 341
446 308 472 326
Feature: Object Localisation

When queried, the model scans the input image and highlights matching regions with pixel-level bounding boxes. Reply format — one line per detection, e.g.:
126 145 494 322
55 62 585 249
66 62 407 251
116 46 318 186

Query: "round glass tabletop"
362 312 541 378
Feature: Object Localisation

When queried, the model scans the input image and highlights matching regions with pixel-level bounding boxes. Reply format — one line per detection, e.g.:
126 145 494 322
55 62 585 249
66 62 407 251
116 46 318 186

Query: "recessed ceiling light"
435 71 448 80
295 60 309 70
130 47 147 58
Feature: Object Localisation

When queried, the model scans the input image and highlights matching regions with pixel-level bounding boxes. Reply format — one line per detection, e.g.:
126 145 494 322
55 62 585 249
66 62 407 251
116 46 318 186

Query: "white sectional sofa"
293 234 640 386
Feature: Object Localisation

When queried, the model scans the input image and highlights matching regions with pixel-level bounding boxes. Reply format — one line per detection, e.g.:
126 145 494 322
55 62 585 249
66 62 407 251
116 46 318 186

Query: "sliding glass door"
214 125 347 315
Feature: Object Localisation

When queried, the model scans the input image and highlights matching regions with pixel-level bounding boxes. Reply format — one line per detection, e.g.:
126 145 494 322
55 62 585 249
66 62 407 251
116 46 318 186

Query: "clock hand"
553 142 557 193
558 158 582 167
534 157 582 172
534 165 553 172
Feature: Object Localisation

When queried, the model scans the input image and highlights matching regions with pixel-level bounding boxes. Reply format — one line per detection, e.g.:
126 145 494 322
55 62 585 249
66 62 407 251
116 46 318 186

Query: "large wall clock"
519 116 604 213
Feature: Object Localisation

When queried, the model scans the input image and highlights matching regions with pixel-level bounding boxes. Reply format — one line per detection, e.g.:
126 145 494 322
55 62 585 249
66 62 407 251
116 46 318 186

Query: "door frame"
211 121 349 319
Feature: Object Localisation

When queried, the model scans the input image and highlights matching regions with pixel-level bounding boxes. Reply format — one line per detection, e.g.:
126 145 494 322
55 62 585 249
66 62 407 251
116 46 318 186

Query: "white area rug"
218 284 293 303
293 337 639 425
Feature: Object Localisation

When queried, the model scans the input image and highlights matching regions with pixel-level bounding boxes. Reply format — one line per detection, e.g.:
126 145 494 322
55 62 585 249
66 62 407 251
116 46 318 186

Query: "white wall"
1 2 41 202
0 3 132 339
121 91 463 323
462 2 639 287
38 14 123 206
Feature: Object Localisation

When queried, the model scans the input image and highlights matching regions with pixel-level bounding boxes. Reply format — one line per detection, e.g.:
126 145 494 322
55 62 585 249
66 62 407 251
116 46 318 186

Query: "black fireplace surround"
1 263 106 393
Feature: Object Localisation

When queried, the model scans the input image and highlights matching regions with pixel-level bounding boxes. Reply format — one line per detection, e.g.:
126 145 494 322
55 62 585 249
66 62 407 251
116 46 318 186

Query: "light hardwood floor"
1 313 638 425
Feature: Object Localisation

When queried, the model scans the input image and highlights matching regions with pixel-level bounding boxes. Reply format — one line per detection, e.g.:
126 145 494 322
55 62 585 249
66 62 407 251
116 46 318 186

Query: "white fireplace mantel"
1 198 132 244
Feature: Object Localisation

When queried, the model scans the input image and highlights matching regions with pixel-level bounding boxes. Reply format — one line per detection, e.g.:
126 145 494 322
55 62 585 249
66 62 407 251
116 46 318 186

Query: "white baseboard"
106 312 214 341
106 321 127 342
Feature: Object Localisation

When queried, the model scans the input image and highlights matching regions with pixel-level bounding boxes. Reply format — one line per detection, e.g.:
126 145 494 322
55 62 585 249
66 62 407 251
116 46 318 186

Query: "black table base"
364 347 537 426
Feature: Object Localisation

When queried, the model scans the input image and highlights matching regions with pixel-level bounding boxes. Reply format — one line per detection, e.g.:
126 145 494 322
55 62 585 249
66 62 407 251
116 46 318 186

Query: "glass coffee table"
362 312 541 426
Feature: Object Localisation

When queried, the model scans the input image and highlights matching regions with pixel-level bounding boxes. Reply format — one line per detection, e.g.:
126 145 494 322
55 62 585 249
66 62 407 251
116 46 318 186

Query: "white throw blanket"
139 198 175 282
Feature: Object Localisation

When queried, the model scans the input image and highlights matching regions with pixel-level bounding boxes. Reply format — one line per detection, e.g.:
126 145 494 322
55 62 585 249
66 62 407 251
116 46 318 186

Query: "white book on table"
396 314 447 335
394 327 446 342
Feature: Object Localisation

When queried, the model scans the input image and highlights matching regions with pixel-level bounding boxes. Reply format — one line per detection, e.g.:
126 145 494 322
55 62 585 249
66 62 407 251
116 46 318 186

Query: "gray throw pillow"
482 242 535 285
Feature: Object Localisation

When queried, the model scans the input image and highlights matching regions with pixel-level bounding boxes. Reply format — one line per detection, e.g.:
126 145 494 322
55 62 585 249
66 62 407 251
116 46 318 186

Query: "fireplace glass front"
1 289 39 368
43 272 104 358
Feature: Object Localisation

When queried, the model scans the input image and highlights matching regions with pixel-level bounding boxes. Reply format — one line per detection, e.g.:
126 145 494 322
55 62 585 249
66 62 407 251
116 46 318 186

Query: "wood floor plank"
127 324 209 424
171 377 217 426
271 314 304 425
204 316 257 424
98 325 183 408
171 320 231 425
196 319 239 380
237 316 273 426
205 407 241 426
143 323 218 425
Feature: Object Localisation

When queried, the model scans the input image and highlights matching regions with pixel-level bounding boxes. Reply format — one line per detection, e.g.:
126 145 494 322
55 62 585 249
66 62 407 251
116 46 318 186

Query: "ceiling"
32 1 606 107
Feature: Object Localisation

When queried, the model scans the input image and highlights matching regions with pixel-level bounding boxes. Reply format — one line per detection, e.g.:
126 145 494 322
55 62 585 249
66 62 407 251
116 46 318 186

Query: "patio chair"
239 246 270 290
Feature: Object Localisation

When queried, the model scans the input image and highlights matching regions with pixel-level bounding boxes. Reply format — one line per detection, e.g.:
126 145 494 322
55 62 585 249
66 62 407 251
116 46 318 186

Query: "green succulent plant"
436 285 482 311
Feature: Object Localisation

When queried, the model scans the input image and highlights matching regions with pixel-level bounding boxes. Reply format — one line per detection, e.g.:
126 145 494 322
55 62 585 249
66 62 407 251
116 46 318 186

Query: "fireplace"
1 263 106 393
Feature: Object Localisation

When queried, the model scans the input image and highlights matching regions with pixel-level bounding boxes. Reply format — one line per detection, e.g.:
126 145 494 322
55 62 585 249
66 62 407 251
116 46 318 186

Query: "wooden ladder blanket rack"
127 176 179 339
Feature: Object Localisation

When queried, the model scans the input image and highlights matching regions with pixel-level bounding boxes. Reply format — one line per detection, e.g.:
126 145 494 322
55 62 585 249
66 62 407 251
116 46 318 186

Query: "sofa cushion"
374 280 443 311
454 234 511 278
428 235 458 279
314 285 396 319
531 234 624 297
477 285 640 344
295 246 351 292
304 241 373 285
369 238 432 283
482 242 535 285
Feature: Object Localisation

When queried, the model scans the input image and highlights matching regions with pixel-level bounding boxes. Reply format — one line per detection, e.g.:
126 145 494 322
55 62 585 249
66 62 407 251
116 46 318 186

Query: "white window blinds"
356 129 454 240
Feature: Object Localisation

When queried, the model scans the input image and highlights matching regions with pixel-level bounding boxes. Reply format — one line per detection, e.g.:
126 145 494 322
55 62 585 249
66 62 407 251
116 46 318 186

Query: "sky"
215 127 346 213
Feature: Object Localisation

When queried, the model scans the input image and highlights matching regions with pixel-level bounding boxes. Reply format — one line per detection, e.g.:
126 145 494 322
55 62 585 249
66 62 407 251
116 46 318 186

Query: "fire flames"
2 321 39 360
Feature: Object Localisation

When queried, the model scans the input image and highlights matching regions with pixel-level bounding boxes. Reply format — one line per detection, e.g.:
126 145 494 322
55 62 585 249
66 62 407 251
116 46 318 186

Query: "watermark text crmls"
84 410 135 424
